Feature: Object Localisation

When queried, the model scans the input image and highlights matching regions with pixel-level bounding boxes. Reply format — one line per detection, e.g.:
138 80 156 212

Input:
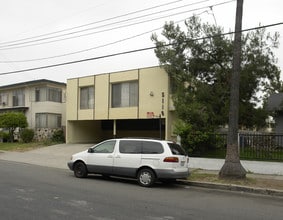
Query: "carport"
66 118 165 143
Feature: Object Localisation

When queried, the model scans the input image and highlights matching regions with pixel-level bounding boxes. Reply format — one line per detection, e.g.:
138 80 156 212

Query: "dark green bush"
51 129 65 143
0 131 4 141
0 131 10 142
173 120 219 156
20 128 35 143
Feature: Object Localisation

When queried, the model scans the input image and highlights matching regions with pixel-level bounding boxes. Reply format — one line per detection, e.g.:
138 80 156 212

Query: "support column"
113 119 117 138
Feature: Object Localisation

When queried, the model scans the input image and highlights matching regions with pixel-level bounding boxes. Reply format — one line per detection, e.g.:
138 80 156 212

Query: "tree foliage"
151 16 281 132
0 112 28 142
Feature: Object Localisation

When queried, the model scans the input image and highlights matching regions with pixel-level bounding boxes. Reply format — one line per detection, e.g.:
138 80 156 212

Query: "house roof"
266 93 283 111
0 106 29 113
0 79 66 90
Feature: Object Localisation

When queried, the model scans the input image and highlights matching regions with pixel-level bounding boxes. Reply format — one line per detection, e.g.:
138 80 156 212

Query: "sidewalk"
189 157 283 176
0 143 282 196
0 143 92 170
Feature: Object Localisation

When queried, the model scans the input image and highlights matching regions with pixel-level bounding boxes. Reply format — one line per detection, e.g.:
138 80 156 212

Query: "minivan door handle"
107 155 114 158
115 155 121 158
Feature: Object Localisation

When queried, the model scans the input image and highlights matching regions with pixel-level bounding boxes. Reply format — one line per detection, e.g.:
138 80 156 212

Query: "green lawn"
0 141 53 152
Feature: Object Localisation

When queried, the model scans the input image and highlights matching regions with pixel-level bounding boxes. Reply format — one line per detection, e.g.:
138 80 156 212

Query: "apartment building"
66 66 176 143
0 79 66 140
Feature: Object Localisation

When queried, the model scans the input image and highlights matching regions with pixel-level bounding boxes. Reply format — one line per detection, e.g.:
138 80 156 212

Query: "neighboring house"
0 79 66 140
267 93 283 134
66 66 177 143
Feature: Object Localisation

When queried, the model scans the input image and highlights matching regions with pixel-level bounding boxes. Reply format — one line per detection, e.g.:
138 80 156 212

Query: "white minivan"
68 138 189 187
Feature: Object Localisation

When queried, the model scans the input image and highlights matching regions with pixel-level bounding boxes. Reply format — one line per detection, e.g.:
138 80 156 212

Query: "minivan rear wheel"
137 168 155 187
74 161 88 178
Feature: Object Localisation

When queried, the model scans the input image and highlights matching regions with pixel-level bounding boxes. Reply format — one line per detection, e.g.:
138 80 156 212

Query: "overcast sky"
0 0 282 86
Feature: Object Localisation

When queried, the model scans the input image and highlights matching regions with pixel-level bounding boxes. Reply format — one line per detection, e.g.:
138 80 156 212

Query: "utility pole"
219 0 246 178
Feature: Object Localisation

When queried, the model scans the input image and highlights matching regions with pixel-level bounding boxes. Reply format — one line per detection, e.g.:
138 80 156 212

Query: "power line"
209 6 218 26
0 24 167 63
0 1 236 62
0 4 205 51
0 4 213 57
0 0 209 50
0 22 282 76
0 0 183 46
0 15 191 63
0 10 208 63
0 0 210 50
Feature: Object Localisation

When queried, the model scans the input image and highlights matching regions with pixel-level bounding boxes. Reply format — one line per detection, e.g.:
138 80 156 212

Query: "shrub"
0 131 10 142
0 112 28 142
51 129 65 143
20 128 35 143
173 120 214 155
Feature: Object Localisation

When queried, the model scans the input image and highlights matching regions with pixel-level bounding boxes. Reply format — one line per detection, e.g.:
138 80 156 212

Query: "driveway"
0 143 92 169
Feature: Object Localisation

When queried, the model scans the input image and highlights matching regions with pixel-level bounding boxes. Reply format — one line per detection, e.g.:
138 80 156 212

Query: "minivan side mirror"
88 148 94 153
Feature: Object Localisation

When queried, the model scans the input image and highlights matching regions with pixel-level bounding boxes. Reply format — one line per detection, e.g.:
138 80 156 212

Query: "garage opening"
101 119 165 139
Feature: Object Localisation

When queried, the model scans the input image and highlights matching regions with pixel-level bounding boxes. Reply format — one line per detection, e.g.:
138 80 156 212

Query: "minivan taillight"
163 157 179 163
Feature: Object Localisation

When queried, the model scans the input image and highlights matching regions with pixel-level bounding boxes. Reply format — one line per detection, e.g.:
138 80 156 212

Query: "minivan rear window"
142 141 164 154
168 143 187 155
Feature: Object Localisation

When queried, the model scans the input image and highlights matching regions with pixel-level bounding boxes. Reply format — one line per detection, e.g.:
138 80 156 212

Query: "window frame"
168 143 187 156
35 113 62 128
80 86 94 109
111 80 138 108
13 89 25 106
119 140 164 154
92 140 116 153
0 93 8 105
142 141 164 154
119 140 142 154
35 87 62 103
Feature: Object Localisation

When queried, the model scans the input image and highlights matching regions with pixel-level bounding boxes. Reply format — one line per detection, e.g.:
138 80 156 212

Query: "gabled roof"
0 79 66 90
266 93 283 111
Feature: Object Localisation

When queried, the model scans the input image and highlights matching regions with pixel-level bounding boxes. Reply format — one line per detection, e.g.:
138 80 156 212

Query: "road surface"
0 160 282 220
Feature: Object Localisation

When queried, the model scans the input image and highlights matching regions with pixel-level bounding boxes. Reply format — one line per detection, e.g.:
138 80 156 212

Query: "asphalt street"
0 160 282 220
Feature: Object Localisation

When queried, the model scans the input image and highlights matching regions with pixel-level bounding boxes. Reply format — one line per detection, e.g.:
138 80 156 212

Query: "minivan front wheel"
137 168 155 187
74 161 88 178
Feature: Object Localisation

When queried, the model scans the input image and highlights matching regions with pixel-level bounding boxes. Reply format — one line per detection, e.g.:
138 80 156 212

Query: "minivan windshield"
168 143 187 155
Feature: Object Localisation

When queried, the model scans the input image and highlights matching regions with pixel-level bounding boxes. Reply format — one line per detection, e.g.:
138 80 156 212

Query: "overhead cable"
0 10 211 63
0 0 210 49
0 0 235 54
0 22 282 76
0 0 183 45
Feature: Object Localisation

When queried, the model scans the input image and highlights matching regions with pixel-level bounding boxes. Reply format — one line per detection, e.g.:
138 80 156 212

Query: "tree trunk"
9 128 14 143
219 0 246 178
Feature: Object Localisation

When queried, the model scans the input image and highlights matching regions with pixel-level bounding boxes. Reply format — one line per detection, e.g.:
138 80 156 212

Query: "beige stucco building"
0 79 66 140
66 66 177 143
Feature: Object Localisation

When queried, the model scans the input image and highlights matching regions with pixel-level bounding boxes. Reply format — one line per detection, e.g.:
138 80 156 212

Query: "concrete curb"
178 180 283 197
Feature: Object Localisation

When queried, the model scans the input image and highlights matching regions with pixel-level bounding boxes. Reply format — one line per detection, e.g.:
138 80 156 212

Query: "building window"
36 113 62 128
111 81 138 108
80 86 94 109
13 89 25 106
48 88 62 102
35 87 62 102
0 93 8 106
